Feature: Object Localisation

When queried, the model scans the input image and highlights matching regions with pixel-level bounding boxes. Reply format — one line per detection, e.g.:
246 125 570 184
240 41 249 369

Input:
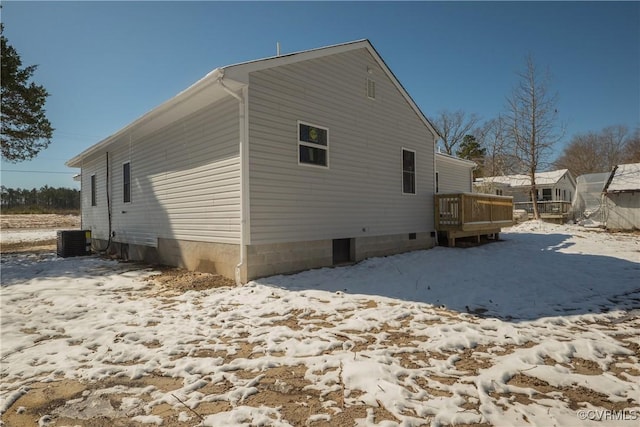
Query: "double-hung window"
402 148 416 194
298 122 328 167
123 162 131 203
90 174 97 206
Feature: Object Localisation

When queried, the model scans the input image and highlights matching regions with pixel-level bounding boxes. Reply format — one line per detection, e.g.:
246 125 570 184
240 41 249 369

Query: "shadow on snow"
0 252 146 288
257 232 640 322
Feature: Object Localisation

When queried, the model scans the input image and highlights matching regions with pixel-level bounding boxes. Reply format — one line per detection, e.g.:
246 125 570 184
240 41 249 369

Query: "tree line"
440 112 639 179
1 185 80 213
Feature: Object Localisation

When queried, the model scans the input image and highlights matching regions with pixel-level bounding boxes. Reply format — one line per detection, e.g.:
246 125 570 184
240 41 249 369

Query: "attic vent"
366 78 376 99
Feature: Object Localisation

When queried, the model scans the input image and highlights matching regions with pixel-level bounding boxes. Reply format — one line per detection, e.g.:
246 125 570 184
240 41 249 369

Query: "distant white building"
474 169 576 203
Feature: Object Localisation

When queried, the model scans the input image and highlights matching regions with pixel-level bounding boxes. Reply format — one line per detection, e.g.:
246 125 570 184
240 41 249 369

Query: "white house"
474 169 576 203
602 162 640 231
66 40 442 283
435 152 476 194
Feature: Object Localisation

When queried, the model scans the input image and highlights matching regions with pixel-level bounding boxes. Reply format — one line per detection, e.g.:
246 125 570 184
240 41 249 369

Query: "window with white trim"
123 162 131 203
90 174 97 206
402 148 416 194
298 122 328 167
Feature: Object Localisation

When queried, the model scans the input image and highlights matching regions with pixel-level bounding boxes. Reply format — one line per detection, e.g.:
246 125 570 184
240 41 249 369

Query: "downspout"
217 71 248 285
433 137 439 246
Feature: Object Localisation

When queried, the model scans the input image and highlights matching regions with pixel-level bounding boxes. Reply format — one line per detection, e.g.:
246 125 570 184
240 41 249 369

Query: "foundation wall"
354 232 434 261
93 238 240 281
245 232 435 282
94 232 435 283
245 239 334 281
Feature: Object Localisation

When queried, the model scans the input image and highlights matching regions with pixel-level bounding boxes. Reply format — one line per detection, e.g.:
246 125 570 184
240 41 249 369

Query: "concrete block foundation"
93 232 436 283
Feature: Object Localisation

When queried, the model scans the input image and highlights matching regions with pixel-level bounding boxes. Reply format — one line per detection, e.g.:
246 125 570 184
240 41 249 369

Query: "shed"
572 172 610 225
602 163 640 231
66 40 442 283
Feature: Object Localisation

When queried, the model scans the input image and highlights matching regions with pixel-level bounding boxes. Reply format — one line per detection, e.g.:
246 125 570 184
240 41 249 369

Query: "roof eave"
66 67 228 168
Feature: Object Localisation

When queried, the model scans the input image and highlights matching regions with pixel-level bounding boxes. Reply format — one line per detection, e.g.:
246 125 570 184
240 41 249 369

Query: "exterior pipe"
217 71 247 285
433 137 439 246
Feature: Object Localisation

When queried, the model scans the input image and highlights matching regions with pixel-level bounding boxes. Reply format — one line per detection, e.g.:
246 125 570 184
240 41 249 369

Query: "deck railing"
435 193 514 231
513 201 572 216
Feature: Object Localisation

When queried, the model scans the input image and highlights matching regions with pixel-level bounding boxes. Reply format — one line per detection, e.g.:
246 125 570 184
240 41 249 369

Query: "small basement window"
298 122 328 167
333 238 354 264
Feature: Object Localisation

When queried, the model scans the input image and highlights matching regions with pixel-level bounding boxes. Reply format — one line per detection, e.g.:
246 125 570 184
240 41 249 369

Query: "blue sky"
2 1 638 190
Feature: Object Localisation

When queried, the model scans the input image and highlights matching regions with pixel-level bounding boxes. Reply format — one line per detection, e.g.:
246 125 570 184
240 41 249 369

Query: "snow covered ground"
0 229 58 245
1 221 639 426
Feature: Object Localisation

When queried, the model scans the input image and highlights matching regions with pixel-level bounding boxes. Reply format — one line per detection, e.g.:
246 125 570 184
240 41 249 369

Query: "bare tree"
433 110 480 155
476 116 519 177
624 128 640 163
553 131 601 177
506 55 563 219
553 125 639 176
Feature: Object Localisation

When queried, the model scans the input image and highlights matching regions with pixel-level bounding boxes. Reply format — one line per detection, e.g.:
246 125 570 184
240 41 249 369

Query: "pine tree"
457 135 486 178
1 24 54 162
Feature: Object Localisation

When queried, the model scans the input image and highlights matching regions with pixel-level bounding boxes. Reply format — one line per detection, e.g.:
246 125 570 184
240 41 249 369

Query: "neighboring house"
602 163 640 231
474 169 576 203
435 152 476 194
66 40 441 283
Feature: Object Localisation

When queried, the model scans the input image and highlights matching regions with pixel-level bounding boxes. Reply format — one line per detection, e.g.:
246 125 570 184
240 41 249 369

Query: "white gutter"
216 71 249 285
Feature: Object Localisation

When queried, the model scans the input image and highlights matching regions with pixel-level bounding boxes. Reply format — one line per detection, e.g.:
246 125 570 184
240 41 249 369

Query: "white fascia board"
436 152 477 168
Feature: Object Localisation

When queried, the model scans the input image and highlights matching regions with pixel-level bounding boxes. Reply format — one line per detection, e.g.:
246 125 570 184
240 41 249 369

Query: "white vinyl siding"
248 48 435 244
554 173 575 202
82 96 241 246
435 155 473 193
80 156 109 240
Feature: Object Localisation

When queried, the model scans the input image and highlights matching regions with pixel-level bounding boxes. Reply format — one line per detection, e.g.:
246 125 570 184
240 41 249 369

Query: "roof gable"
67 39 438 168
604 163 640 192
222 39 438 138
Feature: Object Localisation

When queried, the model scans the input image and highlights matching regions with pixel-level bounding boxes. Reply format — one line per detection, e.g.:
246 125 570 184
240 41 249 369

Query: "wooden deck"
513 201 572 224
435 193 514 247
